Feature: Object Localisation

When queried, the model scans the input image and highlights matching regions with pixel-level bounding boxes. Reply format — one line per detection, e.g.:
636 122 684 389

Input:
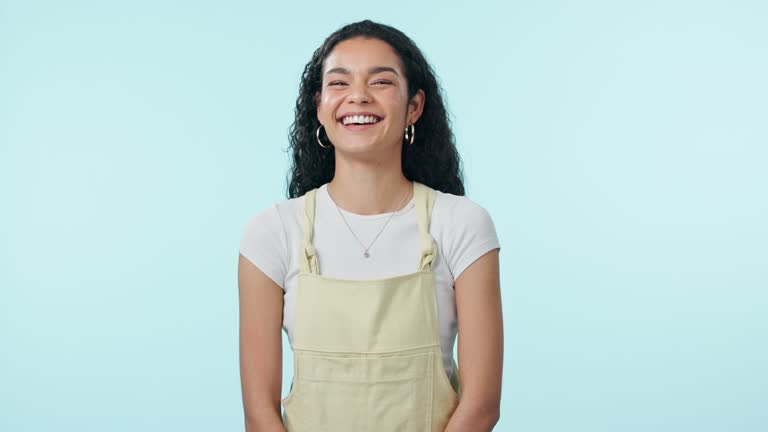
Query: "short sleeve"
239 204 289 290
443 199 501 282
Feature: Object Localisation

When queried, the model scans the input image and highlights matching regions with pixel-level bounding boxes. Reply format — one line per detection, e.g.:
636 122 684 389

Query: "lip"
341 122 379 132
337 111 384 132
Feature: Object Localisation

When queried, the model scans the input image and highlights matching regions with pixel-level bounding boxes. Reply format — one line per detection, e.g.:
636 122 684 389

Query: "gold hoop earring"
316 125 332 148
404 123 415 145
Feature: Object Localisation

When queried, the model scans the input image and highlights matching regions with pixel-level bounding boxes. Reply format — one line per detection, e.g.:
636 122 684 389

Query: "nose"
347 81 370 104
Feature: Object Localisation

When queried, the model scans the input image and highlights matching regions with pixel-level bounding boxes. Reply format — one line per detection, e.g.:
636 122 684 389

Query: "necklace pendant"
364 251 370 258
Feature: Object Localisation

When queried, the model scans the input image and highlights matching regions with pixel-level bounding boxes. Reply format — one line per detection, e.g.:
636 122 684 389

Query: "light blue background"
2 1 766 430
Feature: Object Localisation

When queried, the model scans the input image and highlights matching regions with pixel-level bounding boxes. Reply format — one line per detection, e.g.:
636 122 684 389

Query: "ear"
406 89 426 125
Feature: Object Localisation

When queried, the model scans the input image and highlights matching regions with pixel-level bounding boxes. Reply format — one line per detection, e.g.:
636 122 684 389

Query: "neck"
326 171 413 216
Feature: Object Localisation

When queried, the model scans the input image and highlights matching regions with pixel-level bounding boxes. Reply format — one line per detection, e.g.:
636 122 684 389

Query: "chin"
337 139 392 153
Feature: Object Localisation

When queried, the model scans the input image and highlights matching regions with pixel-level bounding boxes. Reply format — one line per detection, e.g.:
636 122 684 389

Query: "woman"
239 19 503 432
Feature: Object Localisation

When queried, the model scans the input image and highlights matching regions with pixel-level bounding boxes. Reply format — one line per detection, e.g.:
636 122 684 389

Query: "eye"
328 81 347 86
372 80 392 85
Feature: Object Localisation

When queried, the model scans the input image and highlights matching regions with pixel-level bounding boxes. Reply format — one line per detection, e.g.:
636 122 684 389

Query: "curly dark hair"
284 19 465 198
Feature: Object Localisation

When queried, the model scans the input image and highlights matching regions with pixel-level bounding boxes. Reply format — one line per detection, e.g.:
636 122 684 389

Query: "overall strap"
300 188 320 275
300 182 438 274
413 181 438 272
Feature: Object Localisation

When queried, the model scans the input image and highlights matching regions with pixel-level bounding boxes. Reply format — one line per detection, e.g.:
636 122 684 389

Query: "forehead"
322 37 403 74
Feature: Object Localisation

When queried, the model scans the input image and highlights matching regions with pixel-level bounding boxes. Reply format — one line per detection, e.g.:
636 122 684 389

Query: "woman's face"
316 37 424 154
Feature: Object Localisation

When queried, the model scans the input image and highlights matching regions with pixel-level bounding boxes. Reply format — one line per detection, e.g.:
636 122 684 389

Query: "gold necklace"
327 184 412 258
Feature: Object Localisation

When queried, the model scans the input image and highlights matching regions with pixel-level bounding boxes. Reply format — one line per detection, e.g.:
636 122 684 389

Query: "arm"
238 254 287 432
444 248 503 431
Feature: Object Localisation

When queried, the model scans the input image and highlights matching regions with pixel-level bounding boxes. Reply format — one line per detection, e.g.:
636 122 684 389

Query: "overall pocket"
429 356 461 432
435 359 461 402
282 351 434 432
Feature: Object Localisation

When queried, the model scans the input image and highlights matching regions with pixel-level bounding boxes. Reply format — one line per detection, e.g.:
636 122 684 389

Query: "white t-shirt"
239 182 501 378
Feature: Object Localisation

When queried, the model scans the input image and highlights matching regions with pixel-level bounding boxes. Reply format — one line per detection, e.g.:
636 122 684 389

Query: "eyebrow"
324 66 400 76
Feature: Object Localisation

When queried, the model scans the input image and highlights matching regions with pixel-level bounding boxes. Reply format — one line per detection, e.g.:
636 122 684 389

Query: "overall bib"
281 181 462 432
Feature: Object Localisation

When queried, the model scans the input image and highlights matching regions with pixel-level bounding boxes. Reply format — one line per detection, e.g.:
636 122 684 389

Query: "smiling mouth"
338 114 383 126
338 115 383 131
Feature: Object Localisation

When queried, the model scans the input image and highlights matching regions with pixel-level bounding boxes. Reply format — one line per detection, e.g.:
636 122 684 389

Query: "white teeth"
342 115 380 125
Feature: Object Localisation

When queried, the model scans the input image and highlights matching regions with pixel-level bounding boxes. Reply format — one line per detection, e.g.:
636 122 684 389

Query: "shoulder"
432 189 501 282
240 192 305 235
433 189 497 230
238 193 306 289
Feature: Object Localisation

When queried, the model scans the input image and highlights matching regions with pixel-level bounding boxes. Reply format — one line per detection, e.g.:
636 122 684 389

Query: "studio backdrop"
1 1 766 431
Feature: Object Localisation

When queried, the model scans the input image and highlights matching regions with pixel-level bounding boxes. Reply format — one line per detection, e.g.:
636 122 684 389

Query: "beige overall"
280 181 462 432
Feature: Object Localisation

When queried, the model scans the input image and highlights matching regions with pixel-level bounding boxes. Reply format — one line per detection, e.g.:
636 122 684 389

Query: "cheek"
319 94 342 117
